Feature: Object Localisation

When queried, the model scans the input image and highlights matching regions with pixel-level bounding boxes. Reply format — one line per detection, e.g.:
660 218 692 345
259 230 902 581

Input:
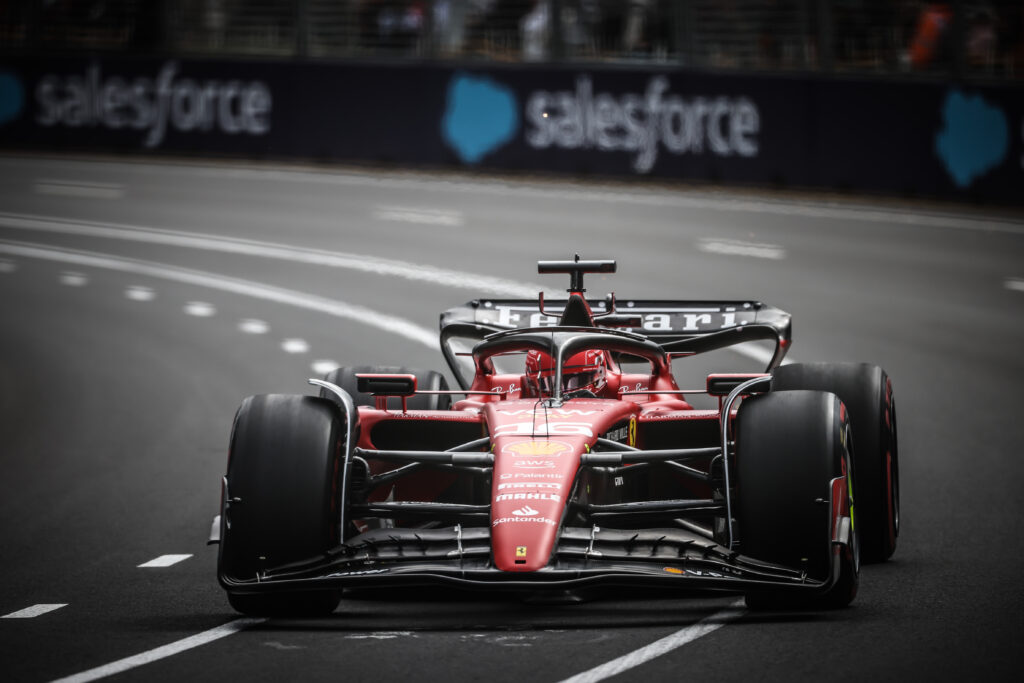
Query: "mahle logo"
935 89 1009 188
441 72 519 164
0 70 25 126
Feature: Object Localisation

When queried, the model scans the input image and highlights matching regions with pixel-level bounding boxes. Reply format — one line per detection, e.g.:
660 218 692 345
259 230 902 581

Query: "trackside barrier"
0 56 1021 204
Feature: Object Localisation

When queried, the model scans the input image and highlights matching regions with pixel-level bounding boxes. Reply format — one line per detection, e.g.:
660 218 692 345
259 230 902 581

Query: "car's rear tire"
219 394 344 617
773 362 899 562
319 365 451 410
736 390 859 610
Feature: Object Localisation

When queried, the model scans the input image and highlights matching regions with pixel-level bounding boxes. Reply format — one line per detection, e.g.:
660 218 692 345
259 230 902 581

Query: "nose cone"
490 436 582 572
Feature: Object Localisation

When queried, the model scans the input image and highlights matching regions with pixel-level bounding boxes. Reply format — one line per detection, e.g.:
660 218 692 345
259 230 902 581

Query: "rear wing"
439 299 792 387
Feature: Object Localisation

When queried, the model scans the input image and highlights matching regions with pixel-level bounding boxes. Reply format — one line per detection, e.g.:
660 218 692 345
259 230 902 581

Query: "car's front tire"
219 394 344 617
773 362 899 562
735 390 859 609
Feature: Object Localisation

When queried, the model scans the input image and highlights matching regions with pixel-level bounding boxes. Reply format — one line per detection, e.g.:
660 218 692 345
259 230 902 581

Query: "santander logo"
512 505 540 516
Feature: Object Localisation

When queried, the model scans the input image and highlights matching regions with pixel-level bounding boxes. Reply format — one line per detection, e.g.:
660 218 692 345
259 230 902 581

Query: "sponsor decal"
497 482 561 490
494 421 593 437
491 304 743 332
663 567 685 575
325 568 389 577
496 492 561 502
441 72 519 164
515 546 528 558
0 70 26 126
492 516 557 527
512 505 540 516
503 440 571 457
628 417 637 447
512 459 557 470
497 409 598 417
526 76 760 173
500 472 563 480
935 89 1009 188
605 425 629 443
35 62 272 148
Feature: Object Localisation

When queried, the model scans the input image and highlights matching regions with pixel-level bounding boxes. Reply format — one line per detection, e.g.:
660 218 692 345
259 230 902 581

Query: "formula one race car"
211 258 899 615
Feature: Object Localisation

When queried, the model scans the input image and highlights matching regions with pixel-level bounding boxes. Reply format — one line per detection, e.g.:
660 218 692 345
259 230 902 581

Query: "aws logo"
935 89 1009 188
441 72 519 164
0 70 25 126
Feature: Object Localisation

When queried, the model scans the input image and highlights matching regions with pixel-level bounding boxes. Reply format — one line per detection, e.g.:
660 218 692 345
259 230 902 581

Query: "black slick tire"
773 362 899 562
219 394 344 617
736 390 859 610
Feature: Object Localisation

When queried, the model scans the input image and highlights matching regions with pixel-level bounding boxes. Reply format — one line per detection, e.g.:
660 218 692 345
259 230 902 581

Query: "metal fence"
2 1 1020 80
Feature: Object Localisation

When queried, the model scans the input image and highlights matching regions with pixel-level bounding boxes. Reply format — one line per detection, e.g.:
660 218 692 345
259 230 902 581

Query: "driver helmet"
525 349 607 397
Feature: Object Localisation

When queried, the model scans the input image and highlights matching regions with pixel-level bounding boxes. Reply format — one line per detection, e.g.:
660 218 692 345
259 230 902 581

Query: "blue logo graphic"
0 71 25 126
442 73 519 164
935 90 1009 188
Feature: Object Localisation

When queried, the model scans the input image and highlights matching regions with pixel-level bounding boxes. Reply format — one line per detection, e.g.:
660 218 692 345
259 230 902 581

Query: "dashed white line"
556 600 745 683
311 359 341 374
344 631 415 640
124 285 155 302
374 206 464 226
184 301 216 317
0 241 438 349
238 318 270 334
1005 278 1024 292
282 338 310 354
0 212 540 297
49 618 265 683
697 238 785 260
137 554 192 568
34 179 125 199
59 271 89 286
2 603 68 619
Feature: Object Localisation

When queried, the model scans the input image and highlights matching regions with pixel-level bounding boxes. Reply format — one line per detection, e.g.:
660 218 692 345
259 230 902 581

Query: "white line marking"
311 359 340 374
0 212 540 297
556 601 745 683
697 238 785 260
184 301 216 317
282 338 309 354
59 271 89 286
238 318 270 334
125 285 155 302
1005 278 1024 292
0 241 438 349
2 603 68 619
344 631 415 640
374 206 464 226
137 554 192 568
34 180 124 199
50 618 264 683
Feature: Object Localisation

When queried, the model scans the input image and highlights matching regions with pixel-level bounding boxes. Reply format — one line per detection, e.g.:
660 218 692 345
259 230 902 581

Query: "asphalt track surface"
1 154 1023 682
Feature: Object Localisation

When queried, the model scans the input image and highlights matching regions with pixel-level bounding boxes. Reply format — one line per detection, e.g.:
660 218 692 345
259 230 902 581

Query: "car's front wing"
218 525 842 597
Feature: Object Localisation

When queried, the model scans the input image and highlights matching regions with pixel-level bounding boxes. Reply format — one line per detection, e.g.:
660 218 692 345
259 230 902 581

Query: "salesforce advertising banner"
0 58 286 155
0 57 1020 203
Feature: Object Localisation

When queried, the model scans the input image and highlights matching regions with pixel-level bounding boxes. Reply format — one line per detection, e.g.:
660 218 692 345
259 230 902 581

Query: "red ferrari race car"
210 258 899 615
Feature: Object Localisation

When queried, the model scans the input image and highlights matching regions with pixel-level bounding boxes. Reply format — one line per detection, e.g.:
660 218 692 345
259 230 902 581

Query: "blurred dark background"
1 3 1021 204
2 1 1020 80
